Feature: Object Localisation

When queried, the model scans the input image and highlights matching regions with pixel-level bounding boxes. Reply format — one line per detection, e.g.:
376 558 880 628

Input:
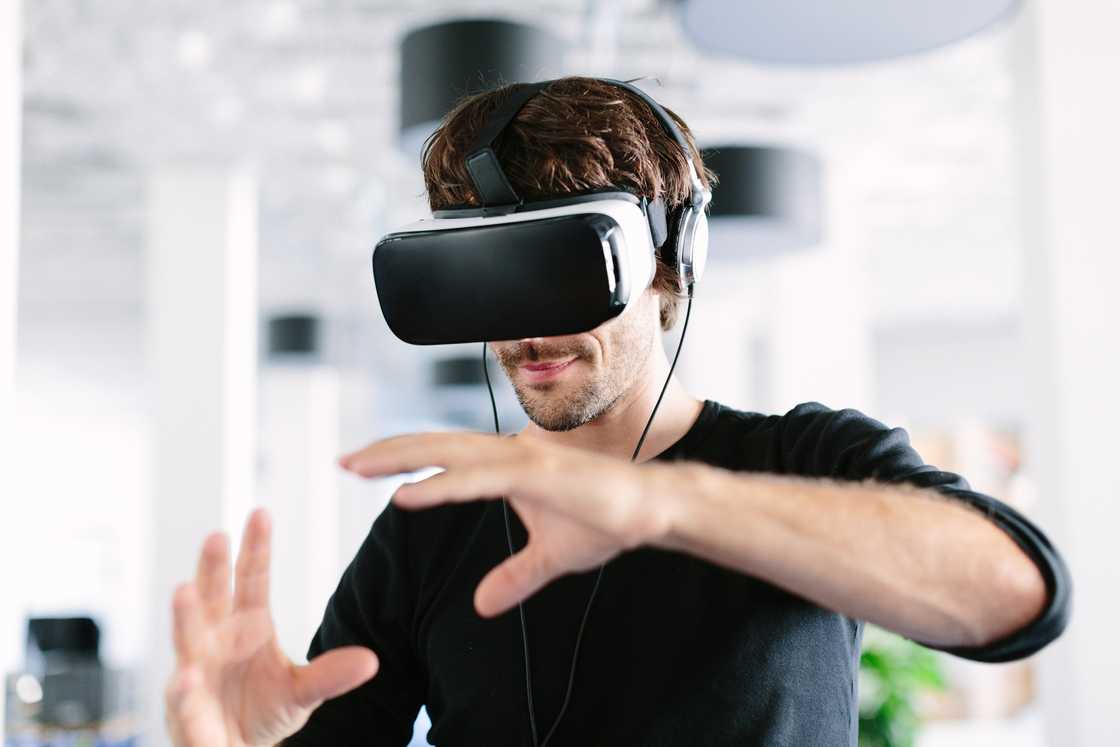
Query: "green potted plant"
859 625 947 747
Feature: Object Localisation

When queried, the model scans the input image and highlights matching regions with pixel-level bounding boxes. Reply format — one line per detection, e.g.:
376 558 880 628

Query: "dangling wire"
630 281 695 463
483 341 542 747
483 281 696 747
482 341 502 436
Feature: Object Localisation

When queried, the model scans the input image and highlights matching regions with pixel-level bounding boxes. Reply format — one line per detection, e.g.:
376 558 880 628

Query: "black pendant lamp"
432 355 491 387
399 19 566 159
702 145 822 260
675 0 1021 65
267 313 320 359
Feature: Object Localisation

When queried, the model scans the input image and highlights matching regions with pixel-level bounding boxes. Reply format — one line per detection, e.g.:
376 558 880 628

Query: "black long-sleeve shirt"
285 400 1071 746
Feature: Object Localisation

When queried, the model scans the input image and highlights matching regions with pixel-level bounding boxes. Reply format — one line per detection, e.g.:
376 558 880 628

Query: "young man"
164 77 1070 747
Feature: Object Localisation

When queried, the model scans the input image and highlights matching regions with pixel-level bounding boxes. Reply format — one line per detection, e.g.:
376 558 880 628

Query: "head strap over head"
464 80 553 211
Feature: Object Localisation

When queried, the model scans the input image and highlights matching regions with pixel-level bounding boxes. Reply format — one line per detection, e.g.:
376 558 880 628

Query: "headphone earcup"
674 206 708 287
689 209 708 285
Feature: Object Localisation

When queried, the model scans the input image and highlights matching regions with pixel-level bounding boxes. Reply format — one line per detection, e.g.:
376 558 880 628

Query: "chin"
515 391 581 431
522 386 624 433
525 409 590 433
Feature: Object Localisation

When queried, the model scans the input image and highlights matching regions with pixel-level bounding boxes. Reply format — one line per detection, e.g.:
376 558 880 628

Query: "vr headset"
372 78 712 345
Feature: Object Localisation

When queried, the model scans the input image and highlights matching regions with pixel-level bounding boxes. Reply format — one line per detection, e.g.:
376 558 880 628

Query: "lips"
518 356 577 381
522 358 575 371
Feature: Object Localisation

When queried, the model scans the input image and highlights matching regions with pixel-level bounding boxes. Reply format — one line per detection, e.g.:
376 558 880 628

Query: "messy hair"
421 76 717 331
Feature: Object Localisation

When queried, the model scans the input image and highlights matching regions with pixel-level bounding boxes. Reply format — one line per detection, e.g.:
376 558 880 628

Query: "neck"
516 344 704 463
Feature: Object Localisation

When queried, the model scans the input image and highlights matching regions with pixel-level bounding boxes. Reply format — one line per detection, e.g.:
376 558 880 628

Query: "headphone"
459 77 712 292
470 77 708 747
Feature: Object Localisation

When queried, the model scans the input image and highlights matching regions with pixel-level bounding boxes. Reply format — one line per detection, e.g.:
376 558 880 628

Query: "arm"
343 405 1071 662
652 464 1046 649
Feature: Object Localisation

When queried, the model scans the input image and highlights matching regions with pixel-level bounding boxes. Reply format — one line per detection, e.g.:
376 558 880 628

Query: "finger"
341 432 512 478
164 665 228 746
233 507 271 612
171 583 208 665
474 548 555 619
391 465 521 510
163 664 203 741
291 646 380 710
194 532 231 623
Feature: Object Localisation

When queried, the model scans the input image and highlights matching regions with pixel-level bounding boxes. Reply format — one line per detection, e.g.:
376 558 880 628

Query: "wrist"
643 461 723 552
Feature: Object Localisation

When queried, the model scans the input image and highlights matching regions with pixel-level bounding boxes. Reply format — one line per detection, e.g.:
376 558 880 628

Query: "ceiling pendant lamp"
675 0 1021 65
702 145 822 260
398 19 566 159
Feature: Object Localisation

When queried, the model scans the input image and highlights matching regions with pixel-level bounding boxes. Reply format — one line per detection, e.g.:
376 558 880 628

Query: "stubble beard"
494 306 656 433
512 365 622 432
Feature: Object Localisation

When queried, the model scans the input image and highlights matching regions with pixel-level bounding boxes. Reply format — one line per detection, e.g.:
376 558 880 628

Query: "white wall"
1 5 22 738
1013 1 1120 744
873 316 1024 429
10 361 149 664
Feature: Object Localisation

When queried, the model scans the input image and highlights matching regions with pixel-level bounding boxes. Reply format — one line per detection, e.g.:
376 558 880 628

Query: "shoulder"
705 399 886 441
707 400 957 485
707 398 889 449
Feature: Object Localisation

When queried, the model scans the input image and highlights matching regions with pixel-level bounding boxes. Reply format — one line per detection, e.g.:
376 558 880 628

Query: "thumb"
291 647 379 710
475 547 554 619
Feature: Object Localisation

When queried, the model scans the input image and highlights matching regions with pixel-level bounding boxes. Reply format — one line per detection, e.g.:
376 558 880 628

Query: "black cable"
630 281 695 464
483 282 695 747
483 342 542 747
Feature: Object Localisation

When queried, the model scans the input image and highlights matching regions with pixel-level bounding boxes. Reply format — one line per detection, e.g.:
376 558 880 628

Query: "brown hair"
421 76 717 331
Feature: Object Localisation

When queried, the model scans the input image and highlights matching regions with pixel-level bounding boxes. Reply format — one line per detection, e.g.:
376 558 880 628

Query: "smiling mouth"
521 358 576 371
518 357 578 381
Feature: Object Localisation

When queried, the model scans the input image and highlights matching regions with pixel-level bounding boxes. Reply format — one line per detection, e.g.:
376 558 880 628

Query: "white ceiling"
16 0 1026 376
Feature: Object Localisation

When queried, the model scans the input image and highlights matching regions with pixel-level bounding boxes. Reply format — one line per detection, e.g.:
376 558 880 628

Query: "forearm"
649 463 1048 648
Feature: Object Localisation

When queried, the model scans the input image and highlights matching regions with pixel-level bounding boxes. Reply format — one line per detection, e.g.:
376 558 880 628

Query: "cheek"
602 320 640 366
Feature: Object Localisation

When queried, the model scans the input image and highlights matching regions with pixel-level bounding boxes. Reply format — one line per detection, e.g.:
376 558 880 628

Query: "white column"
1013 2 1120 745
0 0 21 738
145 164 258 746
258 364 341 664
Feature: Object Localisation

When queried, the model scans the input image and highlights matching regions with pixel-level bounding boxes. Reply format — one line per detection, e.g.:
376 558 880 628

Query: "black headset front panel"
373 215 628 345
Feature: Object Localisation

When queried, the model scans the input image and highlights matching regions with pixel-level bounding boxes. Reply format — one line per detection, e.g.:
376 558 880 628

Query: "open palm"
164 508 379 747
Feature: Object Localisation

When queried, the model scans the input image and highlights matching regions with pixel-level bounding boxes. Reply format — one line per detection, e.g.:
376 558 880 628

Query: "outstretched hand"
339 433 679 618
164 508 379 747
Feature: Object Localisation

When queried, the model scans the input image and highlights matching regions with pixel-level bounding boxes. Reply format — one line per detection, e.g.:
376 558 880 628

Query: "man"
164 77 1070 746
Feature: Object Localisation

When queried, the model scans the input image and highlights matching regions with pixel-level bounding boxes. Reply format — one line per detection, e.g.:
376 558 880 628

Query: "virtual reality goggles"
372 78 711 346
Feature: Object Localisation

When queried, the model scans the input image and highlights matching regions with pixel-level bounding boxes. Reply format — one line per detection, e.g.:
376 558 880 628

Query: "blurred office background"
1 1 1117 745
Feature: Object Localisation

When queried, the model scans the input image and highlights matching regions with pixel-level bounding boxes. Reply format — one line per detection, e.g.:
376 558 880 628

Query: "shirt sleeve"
283 502 425 746
774 401 1072 663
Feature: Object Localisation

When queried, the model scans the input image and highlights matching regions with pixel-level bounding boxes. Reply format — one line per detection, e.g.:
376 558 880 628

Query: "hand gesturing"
164 508 379 747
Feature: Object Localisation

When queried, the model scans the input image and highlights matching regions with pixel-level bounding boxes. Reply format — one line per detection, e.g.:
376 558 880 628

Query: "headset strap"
465 80 555 208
